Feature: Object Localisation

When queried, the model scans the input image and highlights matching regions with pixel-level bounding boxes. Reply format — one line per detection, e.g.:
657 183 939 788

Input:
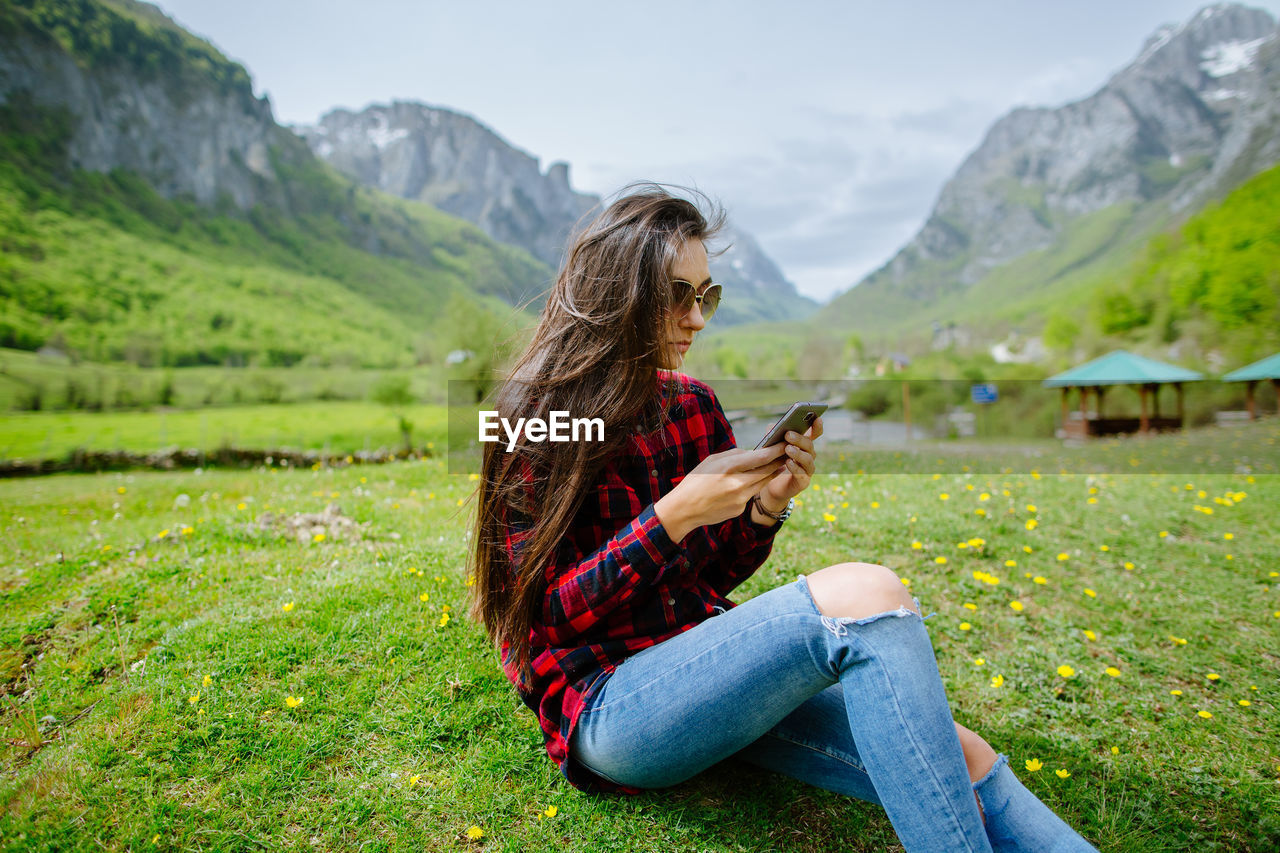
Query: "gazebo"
1222 352 1280 420
1043 350 1204 438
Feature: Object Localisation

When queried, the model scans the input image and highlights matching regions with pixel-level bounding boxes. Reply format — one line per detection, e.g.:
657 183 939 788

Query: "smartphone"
753 402 828 450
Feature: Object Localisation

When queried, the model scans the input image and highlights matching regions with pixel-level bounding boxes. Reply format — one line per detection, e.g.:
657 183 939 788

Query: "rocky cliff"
0 0 299 210
297 102 595 270
826 3 1279 335
299 100 818 324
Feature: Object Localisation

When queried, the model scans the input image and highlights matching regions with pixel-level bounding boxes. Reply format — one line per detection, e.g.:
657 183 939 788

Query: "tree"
371 375 415 454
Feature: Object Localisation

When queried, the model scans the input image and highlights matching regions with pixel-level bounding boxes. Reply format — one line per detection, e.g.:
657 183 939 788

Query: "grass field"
0 403 451 462
1 421 1279 851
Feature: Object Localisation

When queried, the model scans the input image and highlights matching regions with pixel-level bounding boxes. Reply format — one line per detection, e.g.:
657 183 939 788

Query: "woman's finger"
785 445 816 476
784 431 816 456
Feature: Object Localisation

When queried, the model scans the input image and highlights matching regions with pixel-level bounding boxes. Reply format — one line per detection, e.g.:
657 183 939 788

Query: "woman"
469 184 1098 852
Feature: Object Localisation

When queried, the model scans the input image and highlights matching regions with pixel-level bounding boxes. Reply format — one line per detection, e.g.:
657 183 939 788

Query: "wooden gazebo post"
1061 387 1069 431
1174 382 1185 425
1138 384 1150 434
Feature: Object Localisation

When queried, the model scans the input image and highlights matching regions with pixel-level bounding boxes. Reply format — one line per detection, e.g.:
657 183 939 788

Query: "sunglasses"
670 280 723 321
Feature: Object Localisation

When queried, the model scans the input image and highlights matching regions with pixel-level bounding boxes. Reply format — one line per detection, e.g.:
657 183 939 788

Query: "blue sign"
971 383 998 404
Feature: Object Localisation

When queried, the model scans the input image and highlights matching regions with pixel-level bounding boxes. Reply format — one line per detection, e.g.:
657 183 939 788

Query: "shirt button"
650 469 659 478
667 598 676 606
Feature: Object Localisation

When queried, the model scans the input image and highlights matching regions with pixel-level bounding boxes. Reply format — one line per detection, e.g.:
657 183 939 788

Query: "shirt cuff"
742 500 784 536
635 502 683 565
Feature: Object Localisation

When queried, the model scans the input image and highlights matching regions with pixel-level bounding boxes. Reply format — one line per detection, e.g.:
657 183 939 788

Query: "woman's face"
661 238 712 370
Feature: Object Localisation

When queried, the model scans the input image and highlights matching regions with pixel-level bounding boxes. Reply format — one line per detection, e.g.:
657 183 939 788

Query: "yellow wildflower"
202 675 212 687
1033 576 1048 585
544 805 558 818
990 674 1004 688
973 658 985 666
466 826 484 840
1124 562 1135 571
1084 630 1097 641
1025 758 1043 772
1056 769 1071 779
963 602 977 611
959 622 972 631
1056 552 1069 561
822 513 836 522
1084 589 1097 598
1170 689 1183 696
911 541 923 550
313 532 326 542
1057 665 1076 678
1206 673 1220 681
286 696 304 708
188 693 200 704
1009 601 1024 612
1023 545 1033 553
1105 667 1121 678
419 592 430 602
939 493 950 501
1025 520 1038 530
1197 710 1212 719
935 556 948 565
282 602 295 612
409 774 420 787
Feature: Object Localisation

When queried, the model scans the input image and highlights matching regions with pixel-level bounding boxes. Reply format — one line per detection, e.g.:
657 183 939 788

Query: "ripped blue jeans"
570 576 1098 852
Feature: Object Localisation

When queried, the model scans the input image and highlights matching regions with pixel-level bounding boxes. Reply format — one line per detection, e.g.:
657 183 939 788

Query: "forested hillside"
0 0 550 369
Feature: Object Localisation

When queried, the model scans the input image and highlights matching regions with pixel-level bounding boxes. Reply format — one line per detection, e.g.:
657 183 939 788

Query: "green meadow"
2 420 1279 851
1 402 450 461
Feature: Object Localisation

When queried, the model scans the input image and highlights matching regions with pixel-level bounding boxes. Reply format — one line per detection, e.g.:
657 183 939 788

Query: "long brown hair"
468 183 725 680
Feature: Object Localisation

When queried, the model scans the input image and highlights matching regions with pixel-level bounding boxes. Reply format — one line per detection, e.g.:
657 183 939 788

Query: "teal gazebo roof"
1222 352 1280 382
1043 350 1204 388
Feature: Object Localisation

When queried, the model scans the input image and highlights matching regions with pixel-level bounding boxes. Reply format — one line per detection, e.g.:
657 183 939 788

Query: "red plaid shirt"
498 370 781 793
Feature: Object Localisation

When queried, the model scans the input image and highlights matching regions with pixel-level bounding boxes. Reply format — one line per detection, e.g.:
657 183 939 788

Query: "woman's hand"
757 416 823 513
653 443 788 542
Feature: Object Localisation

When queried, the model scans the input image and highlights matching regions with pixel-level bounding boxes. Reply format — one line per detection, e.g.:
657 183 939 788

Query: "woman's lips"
675 341 692 352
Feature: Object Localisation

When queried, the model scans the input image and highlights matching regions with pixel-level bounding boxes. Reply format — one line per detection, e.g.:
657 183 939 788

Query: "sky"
152 0 1280 303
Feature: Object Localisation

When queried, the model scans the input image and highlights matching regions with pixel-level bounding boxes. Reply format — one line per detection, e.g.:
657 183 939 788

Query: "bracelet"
752 495 794 523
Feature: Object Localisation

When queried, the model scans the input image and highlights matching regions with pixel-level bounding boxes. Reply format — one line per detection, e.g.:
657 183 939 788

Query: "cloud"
578 97 1019 302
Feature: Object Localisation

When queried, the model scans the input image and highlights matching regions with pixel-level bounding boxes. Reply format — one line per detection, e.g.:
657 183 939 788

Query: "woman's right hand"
653 444 788 542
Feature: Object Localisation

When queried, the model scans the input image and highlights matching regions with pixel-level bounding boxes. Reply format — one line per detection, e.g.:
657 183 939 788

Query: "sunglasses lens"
670 281 697 315
700 284 722 320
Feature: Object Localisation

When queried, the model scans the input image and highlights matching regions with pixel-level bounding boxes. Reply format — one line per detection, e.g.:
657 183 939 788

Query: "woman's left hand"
758 416 822 508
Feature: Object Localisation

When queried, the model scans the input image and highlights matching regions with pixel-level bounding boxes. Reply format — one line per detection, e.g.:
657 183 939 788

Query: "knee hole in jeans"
806 562 919 622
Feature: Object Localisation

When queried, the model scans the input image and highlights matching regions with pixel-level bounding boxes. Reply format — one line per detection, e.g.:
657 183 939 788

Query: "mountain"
0 0 551 367
299 101 818 325
823 3 1280 349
